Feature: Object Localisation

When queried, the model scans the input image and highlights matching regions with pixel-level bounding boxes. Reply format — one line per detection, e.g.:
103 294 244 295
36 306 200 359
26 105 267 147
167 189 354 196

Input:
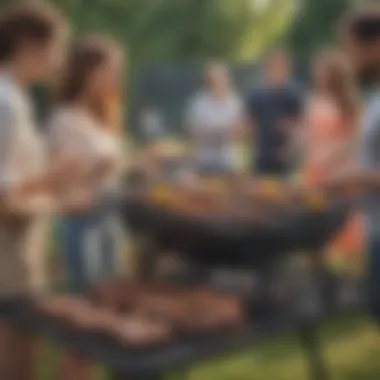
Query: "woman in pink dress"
302 50 363 264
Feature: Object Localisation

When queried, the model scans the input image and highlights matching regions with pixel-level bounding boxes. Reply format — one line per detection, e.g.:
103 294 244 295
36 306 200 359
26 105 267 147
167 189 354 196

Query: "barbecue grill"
3 188 364 380
116 193 361 380
122 195 348 268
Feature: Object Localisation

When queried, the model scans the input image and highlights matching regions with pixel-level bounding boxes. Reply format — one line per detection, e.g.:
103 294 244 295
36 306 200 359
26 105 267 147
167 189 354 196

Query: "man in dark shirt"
246 49 303 176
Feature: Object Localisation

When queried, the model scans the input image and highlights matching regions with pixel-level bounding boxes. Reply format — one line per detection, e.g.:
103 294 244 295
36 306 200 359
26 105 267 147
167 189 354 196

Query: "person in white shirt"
49 36 125 293
185 62 245 175
0 4 72 380
48 36 126 380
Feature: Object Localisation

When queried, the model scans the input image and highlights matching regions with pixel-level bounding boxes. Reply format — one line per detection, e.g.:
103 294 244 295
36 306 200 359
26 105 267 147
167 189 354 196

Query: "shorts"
58 208 121 294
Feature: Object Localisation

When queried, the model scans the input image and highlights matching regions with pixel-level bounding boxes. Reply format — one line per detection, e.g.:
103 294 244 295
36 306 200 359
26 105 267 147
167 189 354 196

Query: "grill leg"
255 264 278 317
309 249 336 311
296 250 332 380
297 323 330 380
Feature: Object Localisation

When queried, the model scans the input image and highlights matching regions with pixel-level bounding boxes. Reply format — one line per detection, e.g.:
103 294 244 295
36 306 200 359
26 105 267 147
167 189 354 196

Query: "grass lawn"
191 316 380 380
38 315 380 380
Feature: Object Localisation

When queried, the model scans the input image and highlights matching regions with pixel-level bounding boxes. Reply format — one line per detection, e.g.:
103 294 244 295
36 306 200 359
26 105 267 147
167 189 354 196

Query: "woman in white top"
186 62 245 175
48 36 126 380
49 36 125 293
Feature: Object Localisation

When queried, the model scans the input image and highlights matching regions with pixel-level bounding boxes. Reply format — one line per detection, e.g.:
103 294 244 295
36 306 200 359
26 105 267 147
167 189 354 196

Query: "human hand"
4 193 58 220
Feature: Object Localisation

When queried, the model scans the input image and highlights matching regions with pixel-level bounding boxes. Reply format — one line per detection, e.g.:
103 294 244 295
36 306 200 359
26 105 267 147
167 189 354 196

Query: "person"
246 49 303 176
48 36 126 380
49 36 125 294
0 3 72 380
185 62 245 176
302 50 363 265
328 7 380 324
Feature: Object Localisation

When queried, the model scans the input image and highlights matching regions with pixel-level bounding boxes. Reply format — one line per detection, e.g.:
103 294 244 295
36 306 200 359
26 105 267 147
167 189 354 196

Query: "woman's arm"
322 165 380 194
3 185 96 218
16 152 86 195
0 101 85 217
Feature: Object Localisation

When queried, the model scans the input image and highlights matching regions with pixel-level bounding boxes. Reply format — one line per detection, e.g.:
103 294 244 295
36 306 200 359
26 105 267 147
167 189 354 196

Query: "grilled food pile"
143 176 330 219
242 178 329 211
148 181 233 216
35 282 244 348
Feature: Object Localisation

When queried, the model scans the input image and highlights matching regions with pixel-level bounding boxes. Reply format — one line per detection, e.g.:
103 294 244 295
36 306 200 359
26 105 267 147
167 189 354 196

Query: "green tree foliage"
45 0 293 64
287 0 351 59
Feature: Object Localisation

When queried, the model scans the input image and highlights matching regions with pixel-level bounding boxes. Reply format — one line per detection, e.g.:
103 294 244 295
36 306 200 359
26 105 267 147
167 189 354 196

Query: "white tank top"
47 106 123 193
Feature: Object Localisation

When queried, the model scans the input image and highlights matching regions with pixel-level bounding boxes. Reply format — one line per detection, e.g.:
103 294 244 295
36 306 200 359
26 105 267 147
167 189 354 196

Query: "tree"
45 0 293 64
287 0 351 58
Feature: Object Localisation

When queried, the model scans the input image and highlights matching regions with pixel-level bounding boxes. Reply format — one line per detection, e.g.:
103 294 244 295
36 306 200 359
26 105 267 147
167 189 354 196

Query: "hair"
313 49 360 126
55 35 123 132
338 6 380 44
337 8 380 82
0 2 65 63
